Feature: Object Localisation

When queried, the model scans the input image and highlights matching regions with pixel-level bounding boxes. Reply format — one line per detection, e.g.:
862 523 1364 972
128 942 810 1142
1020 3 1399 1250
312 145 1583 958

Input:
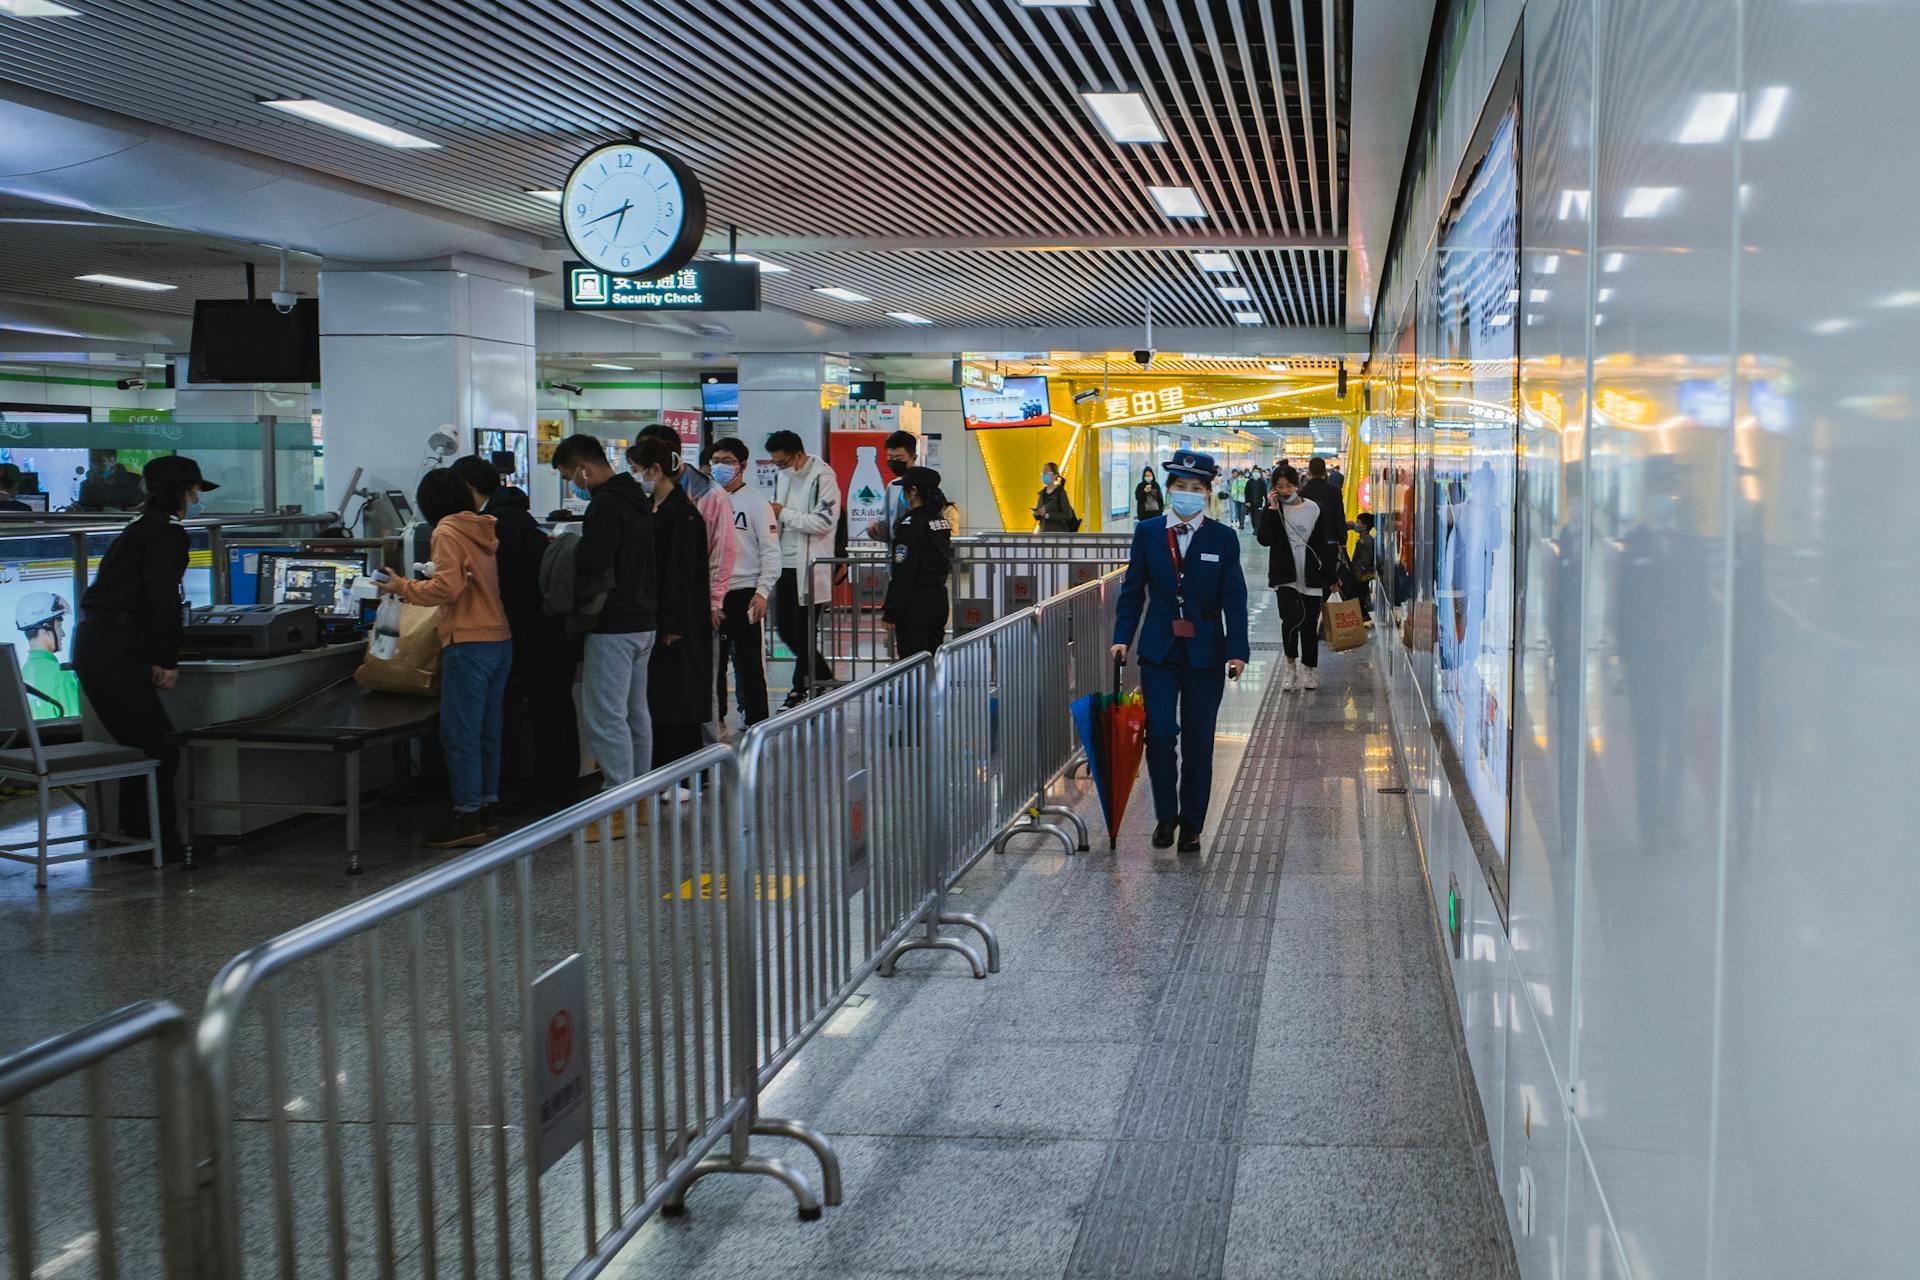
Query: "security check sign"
533 953 590 1175
563 260 761 311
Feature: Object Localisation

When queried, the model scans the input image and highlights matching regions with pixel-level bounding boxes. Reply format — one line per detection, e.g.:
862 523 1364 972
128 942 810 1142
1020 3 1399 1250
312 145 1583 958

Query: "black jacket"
1243 474 1268 514
883 504 952 622
576 473 656 633
1255 497 1341 591
647 484 712 724
483 487 558 656
1034 483 1076 532
77 508 189 667
1301 476 1346 533
1134 480 1164 519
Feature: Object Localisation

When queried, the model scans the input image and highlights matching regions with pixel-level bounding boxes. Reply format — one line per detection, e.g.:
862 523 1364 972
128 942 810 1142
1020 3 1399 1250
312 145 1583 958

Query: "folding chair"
0 649 161 888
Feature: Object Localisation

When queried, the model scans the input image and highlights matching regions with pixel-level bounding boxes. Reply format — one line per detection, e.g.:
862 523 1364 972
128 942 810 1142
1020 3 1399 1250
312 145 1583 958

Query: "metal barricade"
1 1000 199 1279
809 553 894 685
948 537 1129 632
196 745 821 1280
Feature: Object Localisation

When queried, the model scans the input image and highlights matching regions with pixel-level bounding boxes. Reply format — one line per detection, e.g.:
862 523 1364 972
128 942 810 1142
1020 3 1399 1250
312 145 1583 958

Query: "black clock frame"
559 143 707 279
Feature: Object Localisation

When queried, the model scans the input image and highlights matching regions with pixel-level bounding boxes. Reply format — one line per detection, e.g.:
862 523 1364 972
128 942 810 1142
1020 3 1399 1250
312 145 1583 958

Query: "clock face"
560 143 706 277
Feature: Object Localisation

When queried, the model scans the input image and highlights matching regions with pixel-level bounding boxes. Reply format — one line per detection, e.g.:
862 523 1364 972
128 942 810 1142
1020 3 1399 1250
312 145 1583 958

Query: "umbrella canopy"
1070 659 1147 849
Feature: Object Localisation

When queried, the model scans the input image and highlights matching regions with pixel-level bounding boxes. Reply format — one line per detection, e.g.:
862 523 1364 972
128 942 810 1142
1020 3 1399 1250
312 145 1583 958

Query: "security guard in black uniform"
72 455 218 864
881 465 953 658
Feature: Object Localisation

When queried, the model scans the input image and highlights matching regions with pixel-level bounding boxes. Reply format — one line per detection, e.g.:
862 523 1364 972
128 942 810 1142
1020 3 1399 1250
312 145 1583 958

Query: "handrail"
0 999 188 1104
0 510 339 536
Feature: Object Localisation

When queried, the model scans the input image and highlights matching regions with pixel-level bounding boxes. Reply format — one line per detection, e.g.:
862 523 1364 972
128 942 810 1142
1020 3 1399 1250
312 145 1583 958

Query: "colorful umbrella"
1070 656 1148 850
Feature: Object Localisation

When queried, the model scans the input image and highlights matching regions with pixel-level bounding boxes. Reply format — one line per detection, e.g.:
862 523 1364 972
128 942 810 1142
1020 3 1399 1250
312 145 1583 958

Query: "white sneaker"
1302 664 1319 690
1281 659 1297 691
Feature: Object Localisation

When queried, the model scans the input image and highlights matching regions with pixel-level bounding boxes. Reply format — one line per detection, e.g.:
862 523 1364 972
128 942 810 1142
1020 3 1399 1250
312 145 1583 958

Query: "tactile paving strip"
1067 679 1294 1279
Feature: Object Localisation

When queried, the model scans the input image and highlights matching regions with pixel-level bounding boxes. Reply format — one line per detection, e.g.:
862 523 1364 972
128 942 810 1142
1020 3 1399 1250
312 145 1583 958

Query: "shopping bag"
355 602 442 695
1401 599 1435 652
1322 596 1367 652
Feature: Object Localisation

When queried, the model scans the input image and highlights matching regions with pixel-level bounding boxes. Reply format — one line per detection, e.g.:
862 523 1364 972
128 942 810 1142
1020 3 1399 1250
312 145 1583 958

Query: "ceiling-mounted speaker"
1337 365 1348 398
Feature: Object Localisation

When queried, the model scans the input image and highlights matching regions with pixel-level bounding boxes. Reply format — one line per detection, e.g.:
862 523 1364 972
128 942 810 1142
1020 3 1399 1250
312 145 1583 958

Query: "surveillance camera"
270 290 300 315
115 377 148 391
552 381 585 396
1071 388 1102 404
1132 348 1156 367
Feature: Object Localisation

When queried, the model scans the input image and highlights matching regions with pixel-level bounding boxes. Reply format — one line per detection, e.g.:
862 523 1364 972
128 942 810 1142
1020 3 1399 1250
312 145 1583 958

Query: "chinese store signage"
562 260 760 311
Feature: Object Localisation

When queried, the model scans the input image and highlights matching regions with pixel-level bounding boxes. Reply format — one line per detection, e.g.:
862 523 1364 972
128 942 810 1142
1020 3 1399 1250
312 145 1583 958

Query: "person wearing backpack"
1033 462 1078 532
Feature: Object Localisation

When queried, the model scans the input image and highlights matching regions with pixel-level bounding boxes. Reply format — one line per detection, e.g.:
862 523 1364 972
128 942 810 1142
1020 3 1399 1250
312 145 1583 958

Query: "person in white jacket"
705 437 782 726
765 429 840 707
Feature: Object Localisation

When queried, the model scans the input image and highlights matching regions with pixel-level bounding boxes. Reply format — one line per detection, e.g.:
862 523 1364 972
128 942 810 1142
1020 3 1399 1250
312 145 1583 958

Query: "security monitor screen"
262 554 371 617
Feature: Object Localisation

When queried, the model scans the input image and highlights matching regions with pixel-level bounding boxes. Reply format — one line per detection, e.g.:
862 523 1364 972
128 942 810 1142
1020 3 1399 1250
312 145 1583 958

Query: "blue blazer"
1112 515 1251 668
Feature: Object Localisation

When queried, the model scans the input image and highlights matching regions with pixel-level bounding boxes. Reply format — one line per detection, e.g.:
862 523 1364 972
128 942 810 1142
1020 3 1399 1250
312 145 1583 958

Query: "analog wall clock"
560 142 706 277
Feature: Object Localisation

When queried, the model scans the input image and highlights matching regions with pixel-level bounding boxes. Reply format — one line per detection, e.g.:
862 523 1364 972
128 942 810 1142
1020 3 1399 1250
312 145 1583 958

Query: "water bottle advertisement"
827 430 892 545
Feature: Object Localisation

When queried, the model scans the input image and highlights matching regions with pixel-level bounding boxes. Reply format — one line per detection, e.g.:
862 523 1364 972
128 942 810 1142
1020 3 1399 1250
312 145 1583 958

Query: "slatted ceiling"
0 0 1348 329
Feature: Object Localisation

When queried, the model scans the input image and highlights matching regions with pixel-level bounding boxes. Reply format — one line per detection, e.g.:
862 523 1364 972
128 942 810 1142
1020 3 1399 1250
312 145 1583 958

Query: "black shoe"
1176 821 1203 853
780 689 809 710
426 812 490 849
1151 821 1177 849
479 805 501 836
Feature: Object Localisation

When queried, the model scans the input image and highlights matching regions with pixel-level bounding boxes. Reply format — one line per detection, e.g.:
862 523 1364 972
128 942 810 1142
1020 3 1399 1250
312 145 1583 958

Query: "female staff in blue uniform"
1110 450 1250 852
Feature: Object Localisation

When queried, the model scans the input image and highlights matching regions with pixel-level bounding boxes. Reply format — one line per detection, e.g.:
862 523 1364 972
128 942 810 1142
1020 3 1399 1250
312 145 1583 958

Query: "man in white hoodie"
765 429 840 707
705 436 781 725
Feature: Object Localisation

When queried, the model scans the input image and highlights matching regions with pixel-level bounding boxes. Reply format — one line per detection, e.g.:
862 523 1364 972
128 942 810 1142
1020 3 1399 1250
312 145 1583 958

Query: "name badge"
1200 552 1221 562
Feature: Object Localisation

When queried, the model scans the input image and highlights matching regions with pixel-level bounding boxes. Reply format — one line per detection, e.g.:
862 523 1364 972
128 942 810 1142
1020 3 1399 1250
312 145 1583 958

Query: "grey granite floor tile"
1256 971 1455 1056
965 967 1169 1044
1242 1038 1472 1148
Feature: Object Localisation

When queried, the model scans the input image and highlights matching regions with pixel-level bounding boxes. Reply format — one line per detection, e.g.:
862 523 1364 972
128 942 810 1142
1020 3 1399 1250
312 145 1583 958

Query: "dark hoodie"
481 486 555 652
576 472 656 634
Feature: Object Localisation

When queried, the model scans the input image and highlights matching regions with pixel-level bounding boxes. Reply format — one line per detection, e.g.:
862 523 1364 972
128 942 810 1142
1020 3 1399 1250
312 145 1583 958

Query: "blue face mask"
637 473 657 497
571 482 592 502
1168 491 1206 519
710 463 738 488
185 500 204 518
1041 472 1055 485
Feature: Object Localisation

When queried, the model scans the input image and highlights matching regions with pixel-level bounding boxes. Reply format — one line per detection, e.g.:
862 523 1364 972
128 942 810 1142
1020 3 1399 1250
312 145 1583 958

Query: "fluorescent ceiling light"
143 353 170 367
714 252 790 273
0 0 81 14
1622 186 1679 218
1879 290 1920 307
1540 254 1560 275
0 322 83 337
1507 289 1520 303
1216 285 1252 302
1080 91 1165 144
1490 314 1513 327
261 98 441 149
886 311 935 325
1148 186 1206 218
1603 253 1625 273
1811 317 1853 335
1231 310 1263 325
1745 86 1789 141
812 286 871 303
525 189 562 202
1265 361 1290 373
1677 92 1739 144
589 363 634 371
75 272 176 292
1597 288 1615 302
1557 189 1591 220
1193 252 1235 273
1529 289 1549 303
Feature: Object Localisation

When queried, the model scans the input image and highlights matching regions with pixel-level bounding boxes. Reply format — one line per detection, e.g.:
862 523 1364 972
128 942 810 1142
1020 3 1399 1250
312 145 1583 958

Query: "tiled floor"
0 545 1517 1278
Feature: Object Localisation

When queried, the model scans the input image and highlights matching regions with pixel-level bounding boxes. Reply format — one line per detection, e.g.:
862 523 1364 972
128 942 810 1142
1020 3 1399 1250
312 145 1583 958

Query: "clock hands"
580 200 634 230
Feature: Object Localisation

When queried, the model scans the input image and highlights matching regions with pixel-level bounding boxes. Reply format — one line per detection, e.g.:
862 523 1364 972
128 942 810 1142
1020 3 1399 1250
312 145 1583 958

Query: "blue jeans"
440 639 513 813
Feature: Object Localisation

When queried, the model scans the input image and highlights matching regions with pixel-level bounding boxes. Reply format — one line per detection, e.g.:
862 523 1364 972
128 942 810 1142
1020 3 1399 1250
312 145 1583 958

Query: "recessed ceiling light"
1231 310 1263 325
1149 186 1206 218
1216 285 1252 302
590 363 634 371
812 286 871 303
525 189 562 202
1490 313 1513 327
1677 92 1739 144
0 0 81 14
1811 317 1853 335
1745 86 1789 141
1080 91 1166 144
1603 253 1625 273
75 272 176 292
1597 288 1615 302
1557 189 1591 220
1194 252 1235 273
887 311 935 324
1879 290 1920 307
261 98 442 149
714 252 790 273
1540 254 1560 274
1622 186 1679 218
1529 289 1549 303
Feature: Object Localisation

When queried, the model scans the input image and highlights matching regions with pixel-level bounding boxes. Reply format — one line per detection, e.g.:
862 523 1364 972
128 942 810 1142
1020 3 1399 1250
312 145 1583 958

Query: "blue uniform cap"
1162 449 1218 483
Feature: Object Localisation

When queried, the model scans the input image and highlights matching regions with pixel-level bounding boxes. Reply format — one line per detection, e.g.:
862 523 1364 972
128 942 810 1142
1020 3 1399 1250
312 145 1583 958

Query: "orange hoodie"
389 511 511 645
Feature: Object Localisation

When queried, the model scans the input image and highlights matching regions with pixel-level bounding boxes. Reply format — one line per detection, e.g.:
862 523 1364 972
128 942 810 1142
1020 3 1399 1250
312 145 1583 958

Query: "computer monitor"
259 553 372 618
13 493 47 512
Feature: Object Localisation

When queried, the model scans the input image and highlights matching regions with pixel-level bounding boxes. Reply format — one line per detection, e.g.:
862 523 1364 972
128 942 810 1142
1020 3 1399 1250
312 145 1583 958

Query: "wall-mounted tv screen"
960 375 1050 429
700 378 739 421
188 299 321 383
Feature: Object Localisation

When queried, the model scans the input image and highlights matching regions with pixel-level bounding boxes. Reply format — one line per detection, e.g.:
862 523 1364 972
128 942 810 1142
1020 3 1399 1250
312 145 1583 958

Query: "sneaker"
426 811 490 849
479 805 501 836
583 810 628 842
1302 664 1319 690
1281 659 1298 692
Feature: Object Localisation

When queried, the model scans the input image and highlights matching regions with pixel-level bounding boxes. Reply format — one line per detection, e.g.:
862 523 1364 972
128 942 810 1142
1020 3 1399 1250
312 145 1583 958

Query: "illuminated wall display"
562 260 761 311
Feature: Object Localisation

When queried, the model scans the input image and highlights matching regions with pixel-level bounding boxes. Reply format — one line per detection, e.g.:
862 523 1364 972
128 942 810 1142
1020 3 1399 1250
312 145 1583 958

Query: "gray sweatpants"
582 630 656 786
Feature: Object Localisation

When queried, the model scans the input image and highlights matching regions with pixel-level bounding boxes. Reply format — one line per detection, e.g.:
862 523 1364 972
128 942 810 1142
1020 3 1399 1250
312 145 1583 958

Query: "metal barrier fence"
195 745 818 1280
0 1000 198 1280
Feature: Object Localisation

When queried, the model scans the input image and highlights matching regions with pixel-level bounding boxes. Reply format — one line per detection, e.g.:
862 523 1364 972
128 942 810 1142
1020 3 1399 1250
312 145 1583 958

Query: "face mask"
710 463 738 487
185 499 204 518
887 457 909 478
570 472 592 501
1168 491 1206 518
638 473 657 497
1042 472 1056 485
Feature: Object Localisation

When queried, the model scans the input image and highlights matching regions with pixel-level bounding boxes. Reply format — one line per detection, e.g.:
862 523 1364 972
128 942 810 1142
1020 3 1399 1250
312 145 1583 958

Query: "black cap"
900 465 941 490
142 455 219 492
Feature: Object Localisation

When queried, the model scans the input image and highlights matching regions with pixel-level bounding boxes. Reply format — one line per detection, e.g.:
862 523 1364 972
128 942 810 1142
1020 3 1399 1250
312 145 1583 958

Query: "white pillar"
738 352 841 458
316 255 535 508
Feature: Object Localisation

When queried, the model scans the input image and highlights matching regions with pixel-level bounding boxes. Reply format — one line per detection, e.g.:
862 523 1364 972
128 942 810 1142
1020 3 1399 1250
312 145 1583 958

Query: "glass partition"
0 417 322 514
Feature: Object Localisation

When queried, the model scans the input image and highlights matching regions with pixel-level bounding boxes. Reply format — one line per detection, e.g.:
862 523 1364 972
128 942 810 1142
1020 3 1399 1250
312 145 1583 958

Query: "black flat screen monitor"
188 299 321 383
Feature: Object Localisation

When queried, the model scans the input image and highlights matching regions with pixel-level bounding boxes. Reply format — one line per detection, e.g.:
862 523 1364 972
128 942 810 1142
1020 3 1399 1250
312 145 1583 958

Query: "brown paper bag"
1322 596 1367 653
355 603 443 695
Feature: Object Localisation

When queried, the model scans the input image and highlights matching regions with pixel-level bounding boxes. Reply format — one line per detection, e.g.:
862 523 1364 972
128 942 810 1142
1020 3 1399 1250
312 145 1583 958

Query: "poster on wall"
661 409 702 450
1109 448 1131 516
1430 90 1521 894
